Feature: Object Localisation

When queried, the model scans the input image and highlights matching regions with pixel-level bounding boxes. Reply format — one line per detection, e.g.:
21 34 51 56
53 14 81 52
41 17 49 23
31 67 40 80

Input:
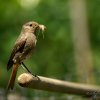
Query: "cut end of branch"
18 73 33 87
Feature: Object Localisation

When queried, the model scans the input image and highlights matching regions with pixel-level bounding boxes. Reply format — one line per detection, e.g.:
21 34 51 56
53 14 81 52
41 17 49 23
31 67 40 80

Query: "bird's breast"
26 33 37 48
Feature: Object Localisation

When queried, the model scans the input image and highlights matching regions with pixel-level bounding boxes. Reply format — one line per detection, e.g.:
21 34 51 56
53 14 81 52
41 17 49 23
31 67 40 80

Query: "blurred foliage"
0 0 100 98
87 0 100 84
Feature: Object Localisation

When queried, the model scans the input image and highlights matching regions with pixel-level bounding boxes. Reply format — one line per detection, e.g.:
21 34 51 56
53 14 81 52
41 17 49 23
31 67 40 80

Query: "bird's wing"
7 38 26 70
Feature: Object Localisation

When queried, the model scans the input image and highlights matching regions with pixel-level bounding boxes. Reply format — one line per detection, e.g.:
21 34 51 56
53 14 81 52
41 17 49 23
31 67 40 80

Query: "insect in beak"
39 25 46 38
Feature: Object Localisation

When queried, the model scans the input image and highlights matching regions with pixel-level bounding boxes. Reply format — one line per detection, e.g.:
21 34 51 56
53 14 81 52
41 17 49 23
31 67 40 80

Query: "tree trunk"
69 0 96 84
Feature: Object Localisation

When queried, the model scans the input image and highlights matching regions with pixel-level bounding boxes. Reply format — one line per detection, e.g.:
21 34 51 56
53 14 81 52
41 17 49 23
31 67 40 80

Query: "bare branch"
18 73 100 97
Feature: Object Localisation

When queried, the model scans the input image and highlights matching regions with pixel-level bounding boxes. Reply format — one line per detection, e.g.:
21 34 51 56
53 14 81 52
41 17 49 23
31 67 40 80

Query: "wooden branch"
18 73 100 98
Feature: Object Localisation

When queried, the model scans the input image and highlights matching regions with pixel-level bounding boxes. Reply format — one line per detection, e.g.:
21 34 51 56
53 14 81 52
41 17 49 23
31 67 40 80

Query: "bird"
7 21 46 90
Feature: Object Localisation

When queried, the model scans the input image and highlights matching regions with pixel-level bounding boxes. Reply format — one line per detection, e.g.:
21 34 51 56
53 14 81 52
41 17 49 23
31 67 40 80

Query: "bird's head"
22 21 46 36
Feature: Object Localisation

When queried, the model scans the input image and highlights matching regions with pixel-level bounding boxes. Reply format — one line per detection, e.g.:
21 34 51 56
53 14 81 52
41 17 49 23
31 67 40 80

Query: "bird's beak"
39 24 46 32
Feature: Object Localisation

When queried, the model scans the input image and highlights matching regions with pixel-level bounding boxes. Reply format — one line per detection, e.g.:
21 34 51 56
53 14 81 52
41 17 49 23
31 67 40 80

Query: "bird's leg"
21 62 37 77
21 62 31 73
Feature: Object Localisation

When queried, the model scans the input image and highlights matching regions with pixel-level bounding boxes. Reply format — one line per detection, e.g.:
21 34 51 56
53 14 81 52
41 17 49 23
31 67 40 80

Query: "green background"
0 0 100 99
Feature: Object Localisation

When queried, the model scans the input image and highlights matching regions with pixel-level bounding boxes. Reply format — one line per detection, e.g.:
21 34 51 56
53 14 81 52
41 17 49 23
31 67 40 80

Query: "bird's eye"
29 24 32 27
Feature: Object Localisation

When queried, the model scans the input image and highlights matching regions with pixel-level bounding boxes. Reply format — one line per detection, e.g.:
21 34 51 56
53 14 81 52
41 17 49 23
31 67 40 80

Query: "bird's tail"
7 63 19 90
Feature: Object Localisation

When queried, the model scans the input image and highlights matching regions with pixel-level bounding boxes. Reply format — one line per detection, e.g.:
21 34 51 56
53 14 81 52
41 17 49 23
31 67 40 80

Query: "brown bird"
7 21 46 90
